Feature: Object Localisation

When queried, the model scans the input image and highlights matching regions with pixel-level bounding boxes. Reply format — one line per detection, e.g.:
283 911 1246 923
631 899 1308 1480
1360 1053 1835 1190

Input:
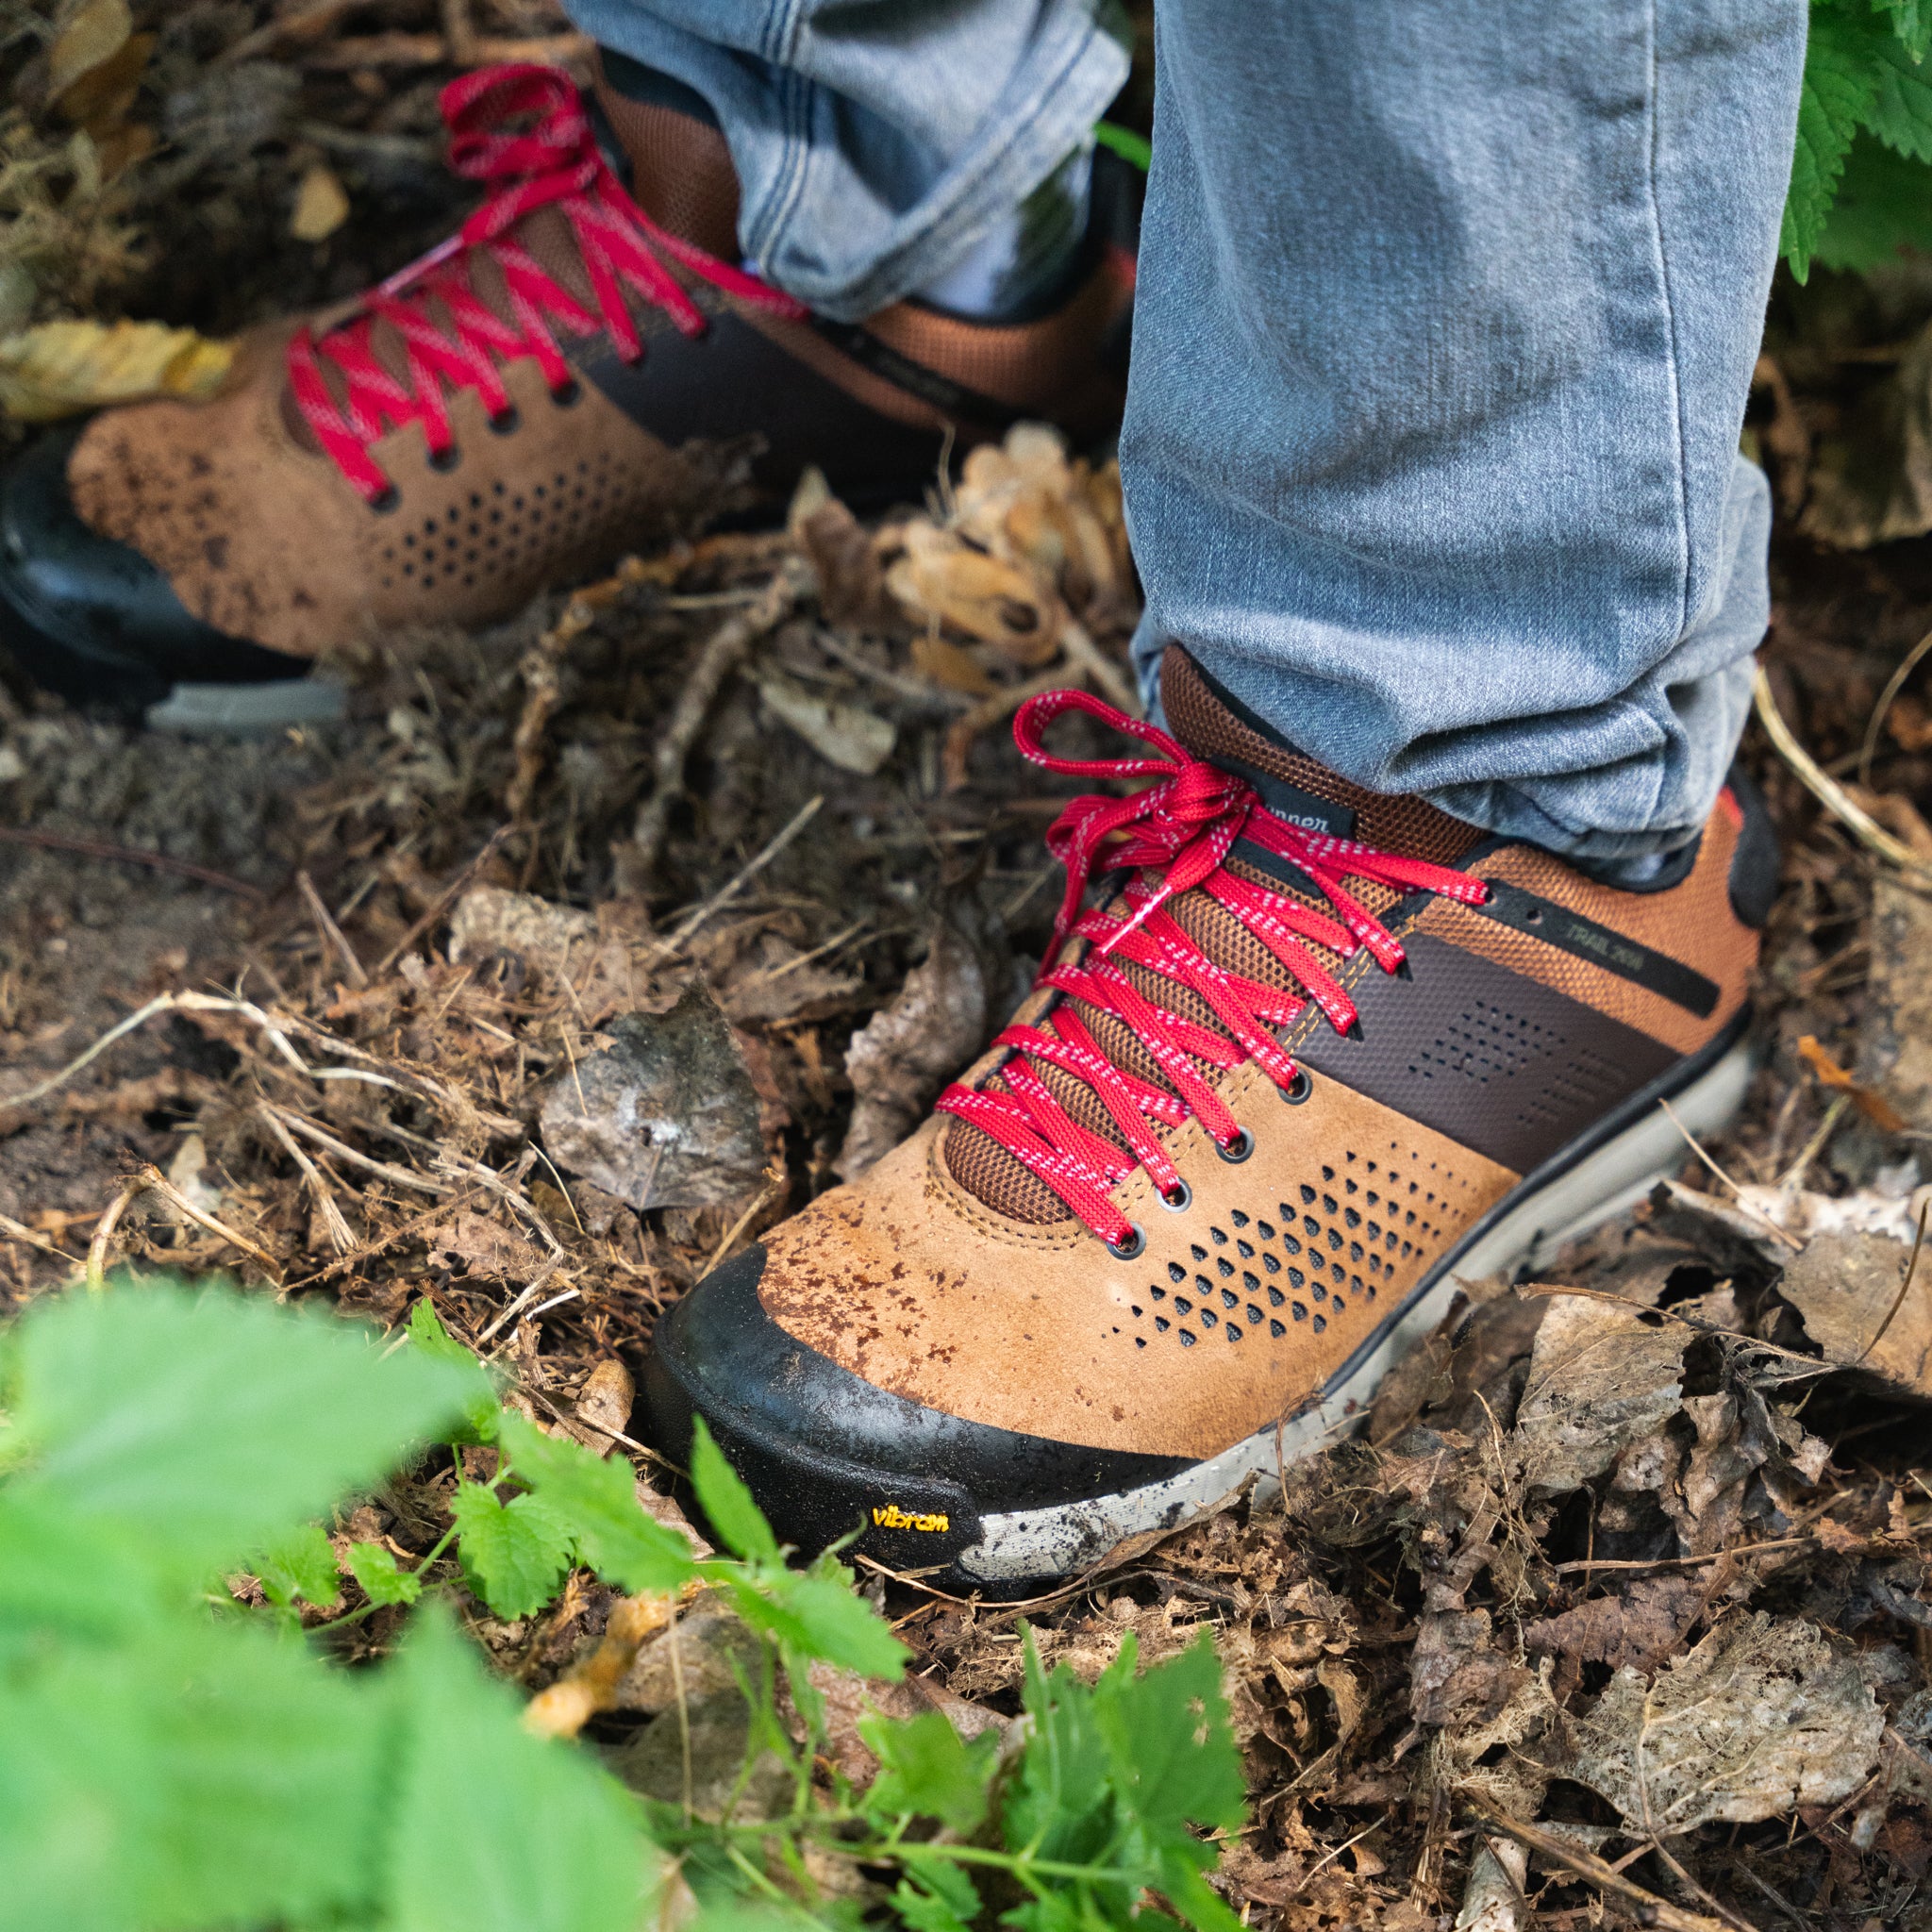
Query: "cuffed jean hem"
562 0 1131 319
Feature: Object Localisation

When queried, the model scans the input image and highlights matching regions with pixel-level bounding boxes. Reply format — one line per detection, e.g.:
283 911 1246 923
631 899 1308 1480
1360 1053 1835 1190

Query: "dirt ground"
7 6 1932 1929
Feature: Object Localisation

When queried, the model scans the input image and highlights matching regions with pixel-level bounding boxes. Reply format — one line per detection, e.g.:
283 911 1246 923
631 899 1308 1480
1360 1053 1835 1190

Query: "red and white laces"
934 690 1490 1253
286 63 806 505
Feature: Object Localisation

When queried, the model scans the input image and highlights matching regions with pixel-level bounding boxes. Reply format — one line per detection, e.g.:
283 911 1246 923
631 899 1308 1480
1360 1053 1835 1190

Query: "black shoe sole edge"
647 1015 1755 1597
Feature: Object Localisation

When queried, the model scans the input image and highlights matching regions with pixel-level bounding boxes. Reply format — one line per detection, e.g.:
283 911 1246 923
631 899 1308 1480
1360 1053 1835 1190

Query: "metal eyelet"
1281 1070 1312 1105
548 377 581 407
368 484 400 514
1217 1127 1256 1163
425 442 460 473
1106 1223 1146 1260
488 406 520 436
1159 1179 1192 1212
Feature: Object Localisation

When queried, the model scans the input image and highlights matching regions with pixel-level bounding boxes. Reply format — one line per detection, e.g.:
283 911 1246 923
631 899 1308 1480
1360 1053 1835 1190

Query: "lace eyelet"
1217 1127 1256 1163
488 407 520 436
368 484 400 514
1159 1180 1192 1212
425 443 460 473
1106 1223 1146 1260
548 377 581 407
1281 1070 1312 1106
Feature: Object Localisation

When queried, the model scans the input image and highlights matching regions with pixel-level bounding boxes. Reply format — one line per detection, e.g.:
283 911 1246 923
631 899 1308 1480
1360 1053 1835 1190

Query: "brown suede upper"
741 647 1761 1460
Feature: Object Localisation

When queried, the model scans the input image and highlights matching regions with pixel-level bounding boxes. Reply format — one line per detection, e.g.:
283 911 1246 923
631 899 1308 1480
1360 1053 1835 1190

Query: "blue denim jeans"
565 0 1806 860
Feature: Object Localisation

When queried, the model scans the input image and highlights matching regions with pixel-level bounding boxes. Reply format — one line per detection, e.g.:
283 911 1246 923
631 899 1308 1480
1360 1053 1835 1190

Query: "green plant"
1786 1 1932 278
0 1281 1244 1931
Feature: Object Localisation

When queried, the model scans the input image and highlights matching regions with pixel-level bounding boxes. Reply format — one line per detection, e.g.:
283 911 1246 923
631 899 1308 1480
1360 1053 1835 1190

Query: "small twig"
1462 1803 1730 1932
1754 665 1932 892
1057 617 1141 717
372 825 512 977
702 1174 781 1275
216 0 375 65
1859 625 1932 789
1853 1193 1931 1369
296 870 369 990
646 796 825 962
255 1104 357 1257
263 1106 452 1197
0 825 263 898
1777 1091 1850 1192
1657 1100 1803 1252
475 1254 566 1346
943 661 1079 791
626 556 813 881
302 29 592 67
85 1164 280 1290
0 1210 77 1264
524 1582 703 1740
1643 1832 1763 1932
1551 1534 1817 1575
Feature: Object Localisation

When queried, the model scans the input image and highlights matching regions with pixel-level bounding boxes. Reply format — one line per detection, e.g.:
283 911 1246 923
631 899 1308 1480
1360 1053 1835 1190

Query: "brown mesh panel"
592 82 742 258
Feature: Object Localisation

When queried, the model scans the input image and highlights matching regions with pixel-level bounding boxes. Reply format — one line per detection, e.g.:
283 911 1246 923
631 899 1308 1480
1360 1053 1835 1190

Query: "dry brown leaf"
754 668 895 774
1409 1607 1526 1729
0 319 233 422
1798 1032 1907 1133
1524 1576 1706 1675
540 982 767 1210
1777 1225 1932 1400
290 162 351 243
47 0 131 103
1511 1293 1688 1494
835 916 995 1180
1564 1613 1883 1834
909 631 1000 696
886 523 1062 663
574 1358 635 1451
425 1208 542 1281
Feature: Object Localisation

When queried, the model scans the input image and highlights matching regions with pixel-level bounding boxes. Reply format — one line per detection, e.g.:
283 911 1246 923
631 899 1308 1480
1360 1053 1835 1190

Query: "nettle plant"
1788 0 1932 278
0 1282 1244 1932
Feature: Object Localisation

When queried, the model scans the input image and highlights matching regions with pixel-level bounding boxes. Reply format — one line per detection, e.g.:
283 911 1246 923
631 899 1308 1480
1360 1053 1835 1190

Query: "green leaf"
1092 120 1151 173
0 1617 386 1932
722 1557 908 1680
257 1522 340 1609
347 1539 423 1607
1 1284 483 1595
1786 5 1888 277
688 1416 778 1563
858 1708 997 1832
407 1298 500 1443
496 1413 698 1596
450 1480 575 1620
380 1604 660 1932
1874 0 1932 63
1867 22 1932 156
891 1859 981 1932
1814 129 1932 270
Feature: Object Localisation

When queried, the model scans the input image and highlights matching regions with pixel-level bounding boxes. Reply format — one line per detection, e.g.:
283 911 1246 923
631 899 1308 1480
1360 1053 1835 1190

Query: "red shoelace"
287 63 806 504
935 691 1490 1252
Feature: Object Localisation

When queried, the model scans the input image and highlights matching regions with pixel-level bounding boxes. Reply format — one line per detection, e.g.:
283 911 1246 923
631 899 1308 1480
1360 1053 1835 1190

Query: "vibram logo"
872 1504 950 1533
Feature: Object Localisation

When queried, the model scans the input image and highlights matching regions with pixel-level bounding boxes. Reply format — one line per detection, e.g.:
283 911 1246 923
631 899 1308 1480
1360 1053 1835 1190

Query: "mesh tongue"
938 647 1481 1224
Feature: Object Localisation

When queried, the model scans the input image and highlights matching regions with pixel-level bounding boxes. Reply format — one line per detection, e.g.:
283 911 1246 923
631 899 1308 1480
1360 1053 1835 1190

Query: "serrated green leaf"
1874 0 1932 62
1 1284 481 1593
891 1858 980 1932
346 1539 423 1607
1786 5 1888 277
688 1416 778 1562
1867 23 1932 155
496 1413 698 1596
858 1708 997 1831
1814 128 1932 269
407 1299 500 1443
258 1522 340 1609
450 1480 574 1619
1091 1628 1244 1851
723 1557 908 1680
0 1617 385 1932
381 1604 659 1932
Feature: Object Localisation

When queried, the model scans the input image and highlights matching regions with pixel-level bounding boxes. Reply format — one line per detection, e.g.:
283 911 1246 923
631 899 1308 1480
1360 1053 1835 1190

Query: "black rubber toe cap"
0 424 309 715
644 1244 1191 1570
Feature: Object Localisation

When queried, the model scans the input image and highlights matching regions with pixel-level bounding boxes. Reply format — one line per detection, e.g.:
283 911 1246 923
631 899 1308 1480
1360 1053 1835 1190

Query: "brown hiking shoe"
645 646 1773 1589
0 62 1133 727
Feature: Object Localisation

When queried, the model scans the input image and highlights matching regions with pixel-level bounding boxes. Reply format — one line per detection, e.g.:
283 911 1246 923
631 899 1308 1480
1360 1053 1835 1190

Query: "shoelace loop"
936 690 1489 1247
288 63 806 503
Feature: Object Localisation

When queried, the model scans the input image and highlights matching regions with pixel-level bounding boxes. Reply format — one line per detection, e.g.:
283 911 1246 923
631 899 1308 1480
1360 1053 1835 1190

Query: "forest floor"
4 6 1932 1929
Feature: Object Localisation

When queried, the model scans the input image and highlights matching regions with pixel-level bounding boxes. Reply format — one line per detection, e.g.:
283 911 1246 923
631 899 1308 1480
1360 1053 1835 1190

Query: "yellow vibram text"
871 1504 950 1533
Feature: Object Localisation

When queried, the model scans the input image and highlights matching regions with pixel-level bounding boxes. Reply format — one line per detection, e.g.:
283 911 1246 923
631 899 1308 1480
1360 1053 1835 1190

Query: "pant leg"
560 0 1131 320
1123 0 1805 862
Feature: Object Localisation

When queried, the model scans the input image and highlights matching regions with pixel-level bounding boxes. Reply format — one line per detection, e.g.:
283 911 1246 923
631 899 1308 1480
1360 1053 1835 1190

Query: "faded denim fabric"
563 0 1806 857
561 0 1133 321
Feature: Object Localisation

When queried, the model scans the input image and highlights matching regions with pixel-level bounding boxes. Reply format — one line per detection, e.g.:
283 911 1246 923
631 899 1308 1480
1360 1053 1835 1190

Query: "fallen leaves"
0 318 232 421
1564 1614 1884 1834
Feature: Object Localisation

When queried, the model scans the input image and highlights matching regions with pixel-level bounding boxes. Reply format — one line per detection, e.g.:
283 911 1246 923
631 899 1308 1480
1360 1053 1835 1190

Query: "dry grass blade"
255 1103 357 1257
1754 664 1932 891
296 869 368 990
85 1163 279 1291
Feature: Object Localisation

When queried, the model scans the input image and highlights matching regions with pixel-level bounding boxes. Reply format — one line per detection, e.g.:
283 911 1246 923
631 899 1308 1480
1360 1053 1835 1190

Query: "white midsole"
954 1036 1756 1587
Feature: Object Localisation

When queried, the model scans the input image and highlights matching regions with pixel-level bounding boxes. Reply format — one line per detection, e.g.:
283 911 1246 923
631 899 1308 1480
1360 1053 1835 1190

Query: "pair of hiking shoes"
0 62 1773 1590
